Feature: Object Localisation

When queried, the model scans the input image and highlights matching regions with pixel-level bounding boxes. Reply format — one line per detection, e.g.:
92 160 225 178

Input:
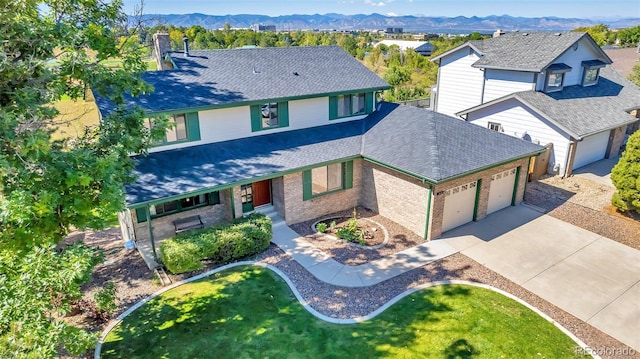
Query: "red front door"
252 180 271 207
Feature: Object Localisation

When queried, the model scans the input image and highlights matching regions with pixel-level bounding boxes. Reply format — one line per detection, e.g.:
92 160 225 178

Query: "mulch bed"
289 207 426 265
315 216 384 246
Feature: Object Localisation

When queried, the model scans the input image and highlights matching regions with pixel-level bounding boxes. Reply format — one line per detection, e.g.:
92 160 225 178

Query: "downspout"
423 185 432 240
145 205 158 262
480 68 486 104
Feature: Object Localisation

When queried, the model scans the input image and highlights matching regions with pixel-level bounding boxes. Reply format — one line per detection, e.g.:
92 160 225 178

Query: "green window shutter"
250 105 262 132
365 92 374 114
344 160 354 189
302 170 313 200
328 96 338 120
208 191 220 205
278 102 289 127
135 207 148 223
186 112 200 141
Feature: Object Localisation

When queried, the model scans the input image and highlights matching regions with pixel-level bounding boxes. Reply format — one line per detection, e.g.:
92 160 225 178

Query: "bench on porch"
173 215 204 234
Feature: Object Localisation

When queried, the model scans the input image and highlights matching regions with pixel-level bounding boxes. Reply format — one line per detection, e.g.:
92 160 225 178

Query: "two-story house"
96 33 544 260
431 31 640 177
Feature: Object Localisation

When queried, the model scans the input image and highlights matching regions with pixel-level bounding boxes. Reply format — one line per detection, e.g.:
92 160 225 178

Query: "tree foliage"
573 24 611 46
611 130 640 214
0 0 161 356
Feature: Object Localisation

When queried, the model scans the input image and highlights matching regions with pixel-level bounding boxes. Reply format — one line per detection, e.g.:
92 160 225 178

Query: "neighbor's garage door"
573 131 609 169
441 180 477 232
487 168 517 215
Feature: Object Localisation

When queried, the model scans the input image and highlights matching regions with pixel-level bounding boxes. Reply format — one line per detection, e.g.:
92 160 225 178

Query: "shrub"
160 213 272 274
611 131 640 214
160 239 203 274
94 282 117 315
316 222 327 233
334 209 363 243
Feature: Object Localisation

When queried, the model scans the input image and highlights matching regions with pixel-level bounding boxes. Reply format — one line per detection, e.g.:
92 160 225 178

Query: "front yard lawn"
101 266 586 358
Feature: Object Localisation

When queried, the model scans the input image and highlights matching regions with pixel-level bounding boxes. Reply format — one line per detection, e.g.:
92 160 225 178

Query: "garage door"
441 180 477 232
573 131 609 169
487 168 517 215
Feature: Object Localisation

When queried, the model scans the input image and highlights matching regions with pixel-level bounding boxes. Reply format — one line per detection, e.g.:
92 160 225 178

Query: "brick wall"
131 189 233 242
429 157 530 239
360 161 431 238
283 159 362 224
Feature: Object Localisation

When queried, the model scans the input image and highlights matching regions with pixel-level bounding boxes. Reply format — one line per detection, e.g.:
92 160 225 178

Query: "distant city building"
251 24 276 32
375 39 436 56
386 27 403 34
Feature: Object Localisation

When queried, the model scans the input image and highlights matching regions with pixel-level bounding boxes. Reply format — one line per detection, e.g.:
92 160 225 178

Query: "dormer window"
581 60 606 87
544 63 572 93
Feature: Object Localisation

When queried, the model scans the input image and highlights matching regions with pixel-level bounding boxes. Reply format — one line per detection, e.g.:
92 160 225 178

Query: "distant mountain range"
138 13 640 32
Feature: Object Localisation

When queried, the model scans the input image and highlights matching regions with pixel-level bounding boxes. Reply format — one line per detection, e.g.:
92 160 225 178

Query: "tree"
0 0 163 356
611 130 640 214
629 62 640 87
573 24 611 46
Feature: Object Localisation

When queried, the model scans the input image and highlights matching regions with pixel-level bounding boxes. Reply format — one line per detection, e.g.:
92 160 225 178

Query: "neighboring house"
431 31 640 177
604 47 640 78
376 40 436 56
95 34 544 257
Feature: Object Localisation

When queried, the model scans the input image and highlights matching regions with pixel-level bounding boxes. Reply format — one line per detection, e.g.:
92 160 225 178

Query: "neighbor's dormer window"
581 60 606 87
544 63 572 93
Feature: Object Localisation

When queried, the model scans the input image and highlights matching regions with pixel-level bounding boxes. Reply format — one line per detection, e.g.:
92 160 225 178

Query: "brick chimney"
153 32 172 70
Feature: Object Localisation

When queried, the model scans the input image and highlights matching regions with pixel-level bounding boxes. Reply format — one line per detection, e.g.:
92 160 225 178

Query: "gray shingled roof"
457 66 640 139
95 46 390 115
433 32 611 72
127 103 545 205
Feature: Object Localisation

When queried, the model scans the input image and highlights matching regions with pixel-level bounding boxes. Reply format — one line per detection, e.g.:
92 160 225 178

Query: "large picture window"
302 161 354 200
135 191 220 223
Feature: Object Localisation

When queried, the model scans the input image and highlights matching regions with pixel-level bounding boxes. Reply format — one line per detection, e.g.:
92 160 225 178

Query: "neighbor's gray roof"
457 66 640 139
432 32 612 72
95 46 390 115
127 103 544 205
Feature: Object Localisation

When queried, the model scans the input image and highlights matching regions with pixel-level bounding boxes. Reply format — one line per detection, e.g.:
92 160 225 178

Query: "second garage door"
573 131 609 170
441 180 477 232
487 168 517 215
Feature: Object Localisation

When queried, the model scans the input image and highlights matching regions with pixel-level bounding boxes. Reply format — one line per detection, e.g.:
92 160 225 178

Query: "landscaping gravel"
289 207 426 265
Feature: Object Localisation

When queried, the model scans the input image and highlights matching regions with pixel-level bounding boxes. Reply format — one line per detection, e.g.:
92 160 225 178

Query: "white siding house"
434 48 484 117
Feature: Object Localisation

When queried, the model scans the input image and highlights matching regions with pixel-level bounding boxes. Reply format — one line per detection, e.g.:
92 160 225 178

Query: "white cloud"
364 0 391 6
386 12 400 16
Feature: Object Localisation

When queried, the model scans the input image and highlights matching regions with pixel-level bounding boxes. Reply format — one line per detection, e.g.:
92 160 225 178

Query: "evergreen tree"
611 131 640 214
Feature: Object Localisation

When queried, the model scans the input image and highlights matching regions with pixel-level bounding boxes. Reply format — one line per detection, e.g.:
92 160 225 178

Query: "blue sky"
123 0 640 19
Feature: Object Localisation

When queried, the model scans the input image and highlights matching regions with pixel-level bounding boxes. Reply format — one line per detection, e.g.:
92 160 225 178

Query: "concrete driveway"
572 156 620 187
440 205 640 351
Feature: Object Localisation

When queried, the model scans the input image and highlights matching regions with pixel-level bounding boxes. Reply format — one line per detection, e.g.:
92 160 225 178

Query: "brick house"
95 34 544 258
430 31 640 177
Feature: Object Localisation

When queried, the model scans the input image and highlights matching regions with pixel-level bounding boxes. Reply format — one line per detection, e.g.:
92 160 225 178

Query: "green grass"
102 266 586 358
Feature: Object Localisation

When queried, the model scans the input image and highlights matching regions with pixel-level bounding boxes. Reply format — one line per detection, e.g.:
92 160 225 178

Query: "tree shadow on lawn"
101 265 584 359
100 267 467 359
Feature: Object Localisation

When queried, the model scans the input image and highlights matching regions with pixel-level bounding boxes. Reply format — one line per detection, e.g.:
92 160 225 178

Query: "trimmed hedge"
160 213 272 274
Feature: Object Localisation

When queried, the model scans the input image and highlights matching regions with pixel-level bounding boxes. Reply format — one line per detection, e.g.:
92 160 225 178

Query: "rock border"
94 261 597 359
310 217 390 250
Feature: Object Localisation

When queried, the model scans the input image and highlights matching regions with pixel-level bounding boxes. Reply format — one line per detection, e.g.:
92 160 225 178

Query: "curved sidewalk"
269 218 458 287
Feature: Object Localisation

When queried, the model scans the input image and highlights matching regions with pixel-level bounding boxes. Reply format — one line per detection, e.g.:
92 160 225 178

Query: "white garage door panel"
442 181 477 232
573 131 609 169
487 168 517 215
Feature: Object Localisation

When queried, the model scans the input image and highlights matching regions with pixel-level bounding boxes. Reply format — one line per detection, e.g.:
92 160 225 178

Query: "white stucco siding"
467 98 572 174
148 96 367 153
483 70 535 102
436 48 484 118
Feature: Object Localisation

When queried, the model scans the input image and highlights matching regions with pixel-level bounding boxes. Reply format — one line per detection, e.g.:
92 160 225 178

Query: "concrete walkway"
270 216 458 287
440 205 640 352
572 156 619 187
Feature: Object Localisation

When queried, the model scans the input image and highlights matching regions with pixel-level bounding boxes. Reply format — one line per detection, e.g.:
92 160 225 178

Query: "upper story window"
544 63 571 93
581 60 606 87
330 92 374 120
488 122 503 132
145 112 201 146
250 102 289 131
302 160 354 200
